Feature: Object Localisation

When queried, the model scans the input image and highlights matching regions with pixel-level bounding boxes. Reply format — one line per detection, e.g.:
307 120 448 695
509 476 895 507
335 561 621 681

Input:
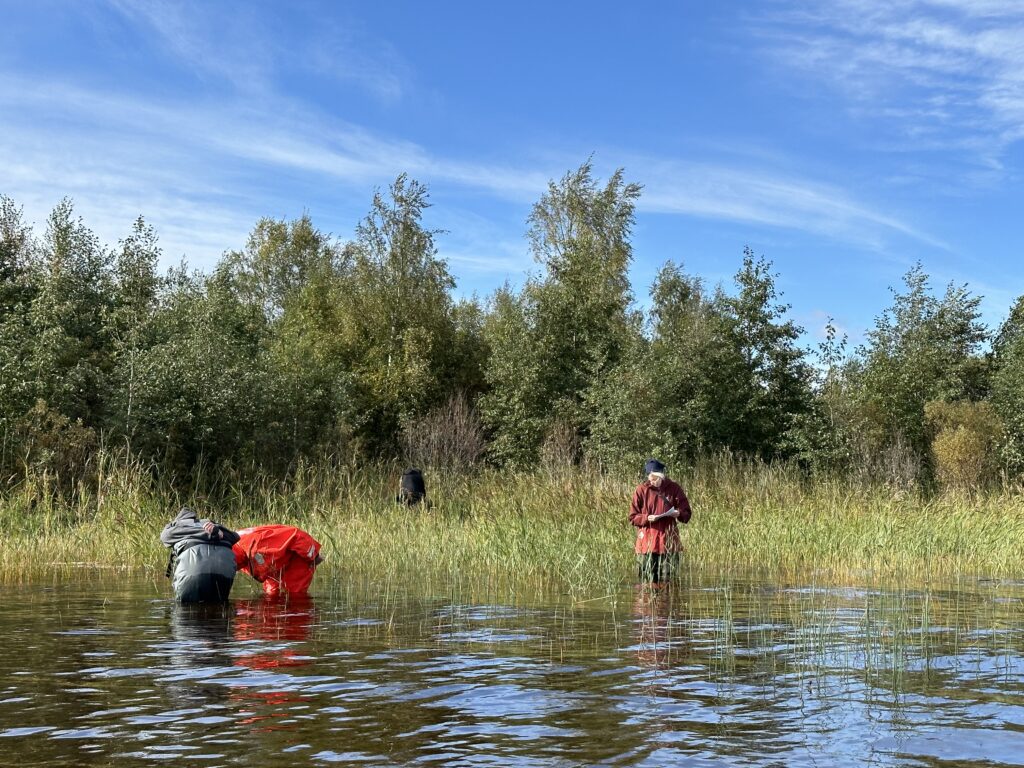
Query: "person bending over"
160 507 240 602
233 525 323 597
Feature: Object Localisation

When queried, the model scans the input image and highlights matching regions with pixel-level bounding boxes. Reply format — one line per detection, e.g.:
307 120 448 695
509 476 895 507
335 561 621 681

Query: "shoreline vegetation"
3 454 1023 591
5 165 1024 593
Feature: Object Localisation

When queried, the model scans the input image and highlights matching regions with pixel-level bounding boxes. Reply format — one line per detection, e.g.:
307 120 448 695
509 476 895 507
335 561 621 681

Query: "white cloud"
105 0 274 94
442 248 533 277
752 0 1024 165
636 160 948 251
0 62 944 275
105 0 410 104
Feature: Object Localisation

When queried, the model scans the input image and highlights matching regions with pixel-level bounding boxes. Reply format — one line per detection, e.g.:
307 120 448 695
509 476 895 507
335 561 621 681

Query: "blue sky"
2 1 1023 347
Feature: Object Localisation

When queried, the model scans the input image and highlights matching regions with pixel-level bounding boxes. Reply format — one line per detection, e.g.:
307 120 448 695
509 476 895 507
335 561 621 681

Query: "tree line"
2 160 1022 491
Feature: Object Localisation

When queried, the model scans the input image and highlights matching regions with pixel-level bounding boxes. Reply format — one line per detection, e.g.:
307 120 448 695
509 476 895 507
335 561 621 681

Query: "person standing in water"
160 507 240 602
629 459 692 583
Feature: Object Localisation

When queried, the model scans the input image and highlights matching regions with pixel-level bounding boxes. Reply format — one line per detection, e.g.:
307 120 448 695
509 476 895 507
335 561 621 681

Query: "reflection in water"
632 583 685 672
0 576 1023 766
233 596 317 666
230 596 318 731
170 602 234 646
165 602 236 710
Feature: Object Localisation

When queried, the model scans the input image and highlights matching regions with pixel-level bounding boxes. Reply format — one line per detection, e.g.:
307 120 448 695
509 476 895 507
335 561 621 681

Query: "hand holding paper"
647 507 680 522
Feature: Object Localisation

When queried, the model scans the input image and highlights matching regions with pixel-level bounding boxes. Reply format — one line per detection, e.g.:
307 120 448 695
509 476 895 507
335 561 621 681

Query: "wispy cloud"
636 160 948 251
106 0 410 104
752 0 1024 167
0 72 549 268
0 69 943 272
0 121 257 266
432 208 534 281
300 19 409 105
105 0 274 94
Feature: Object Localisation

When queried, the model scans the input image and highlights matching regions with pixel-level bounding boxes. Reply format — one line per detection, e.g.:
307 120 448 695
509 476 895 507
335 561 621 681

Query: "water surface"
1 573 1023 766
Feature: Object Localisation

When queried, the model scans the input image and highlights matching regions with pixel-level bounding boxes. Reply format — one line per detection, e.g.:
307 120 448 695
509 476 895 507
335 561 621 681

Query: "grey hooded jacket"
160 508 240 602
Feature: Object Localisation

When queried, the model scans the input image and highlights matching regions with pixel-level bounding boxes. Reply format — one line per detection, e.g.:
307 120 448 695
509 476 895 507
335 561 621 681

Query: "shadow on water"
0 573 1023 766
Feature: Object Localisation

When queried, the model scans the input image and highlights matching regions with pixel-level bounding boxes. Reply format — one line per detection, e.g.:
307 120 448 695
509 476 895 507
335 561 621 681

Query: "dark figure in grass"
396 467 429 507
629 459 692 582
161 508 240 602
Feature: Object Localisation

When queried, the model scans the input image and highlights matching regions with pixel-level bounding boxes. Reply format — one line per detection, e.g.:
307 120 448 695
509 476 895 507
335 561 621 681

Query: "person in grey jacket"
160 508 240 602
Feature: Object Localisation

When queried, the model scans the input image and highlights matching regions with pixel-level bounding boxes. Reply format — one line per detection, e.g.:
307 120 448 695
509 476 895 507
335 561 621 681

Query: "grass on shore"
2 455 1023 592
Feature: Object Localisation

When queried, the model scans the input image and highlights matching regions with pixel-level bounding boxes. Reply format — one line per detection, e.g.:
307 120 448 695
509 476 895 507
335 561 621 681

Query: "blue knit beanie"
644 458 666 475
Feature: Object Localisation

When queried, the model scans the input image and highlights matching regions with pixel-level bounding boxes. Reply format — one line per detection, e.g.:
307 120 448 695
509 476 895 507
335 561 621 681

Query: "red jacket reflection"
629 478 692 554
233 525 322 597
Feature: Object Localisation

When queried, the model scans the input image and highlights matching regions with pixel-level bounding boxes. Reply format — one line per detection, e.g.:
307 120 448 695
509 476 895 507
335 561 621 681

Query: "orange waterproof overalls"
233 525 322 597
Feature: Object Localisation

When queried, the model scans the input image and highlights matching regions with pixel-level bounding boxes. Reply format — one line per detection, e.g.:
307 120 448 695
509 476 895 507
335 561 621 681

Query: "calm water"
1 573 1023 767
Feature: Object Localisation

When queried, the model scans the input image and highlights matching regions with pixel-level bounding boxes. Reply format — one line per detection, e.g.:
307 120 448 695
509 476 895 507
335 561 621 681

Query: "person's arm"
159 521 178 548
628 488 648 527
199 519 239 544
673 486 692 524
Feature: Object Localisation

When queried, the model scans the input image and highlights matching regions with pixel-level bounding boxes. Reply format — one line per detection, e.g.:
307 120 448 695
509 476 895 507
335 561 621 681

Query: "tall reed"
3 452 1024 591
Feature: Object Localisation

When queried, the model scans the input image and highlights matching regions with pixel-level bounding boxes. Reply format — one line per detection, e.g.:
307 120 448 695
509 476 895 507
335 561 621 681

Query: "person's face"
648 473 663 488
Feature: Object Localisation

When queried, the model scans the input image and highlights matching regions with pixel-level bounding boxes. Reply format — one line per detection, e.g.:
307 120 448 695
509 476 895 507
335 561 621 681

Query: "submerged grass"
2 453 1024 591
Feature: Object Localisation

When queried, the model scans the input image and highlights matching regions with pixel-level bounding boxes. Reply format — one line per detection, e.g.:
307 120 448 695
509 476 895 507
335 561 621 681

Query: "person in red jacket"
232 525 324 597
629 458 692 583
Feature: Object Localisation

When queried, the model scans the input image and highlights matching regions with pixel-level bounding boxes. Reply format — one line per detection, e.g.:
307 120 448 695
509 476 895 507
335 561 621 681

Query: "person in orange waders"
232 525 324 597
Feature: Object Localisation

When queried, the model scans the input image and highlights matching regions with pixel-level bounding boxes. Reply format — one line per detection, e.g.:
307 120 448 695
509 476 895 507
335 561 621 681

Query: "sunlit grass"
3 452 1024 591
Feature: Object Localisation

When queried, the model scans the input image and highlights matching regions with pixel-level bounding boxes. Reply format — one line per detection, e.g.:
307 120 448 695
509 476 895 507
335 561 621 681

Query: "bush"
14 399 98 492
539 419 583 473
400 394 486 470
925 400 1002 490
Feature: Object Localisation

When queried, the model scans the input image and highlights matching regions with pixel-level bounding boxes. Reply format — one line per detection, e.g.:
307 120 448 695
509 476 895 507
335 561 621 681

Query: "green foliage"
787 320 859 474
105 217 164 445
526 162 641 416
125 266 271 472
587 252 812 473
332 175 460 453
14 399 98 491
584 332 675 474
718 248 813 457
648 263 748 454
3 176 1024 495
25 199 113 425
852 264 988 462
586 262 743 472
991 296 1024 474
444 297 489 401
0 197 36 450
223 213 342 320
481 160 642 467
479 287 547 468
0 196 33 312
227 214 353 461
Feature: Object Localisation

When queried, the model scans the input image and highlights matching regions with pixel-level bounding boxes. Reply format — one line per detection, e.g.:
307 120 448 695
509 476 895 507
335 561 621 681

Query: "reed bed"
2 453 1024 591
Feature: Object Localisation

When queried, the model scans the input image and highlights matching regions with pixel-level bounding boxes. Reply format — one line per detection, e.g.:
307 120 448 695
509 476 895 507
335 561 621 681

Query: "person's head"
644 458 666 487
